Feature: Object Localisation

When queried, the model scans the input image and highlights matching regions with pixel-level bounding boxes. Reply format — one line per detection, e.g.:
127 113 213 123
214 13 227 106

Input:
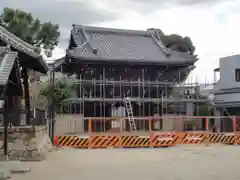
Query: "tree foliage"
0 8 60 56
39 79 76 105
148 28 195 55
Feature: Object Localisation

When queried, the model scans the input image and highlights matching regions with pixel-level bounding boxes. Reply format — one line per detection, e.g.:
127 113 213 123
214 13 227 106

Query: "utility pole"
49 62 55 143
51 63 55 144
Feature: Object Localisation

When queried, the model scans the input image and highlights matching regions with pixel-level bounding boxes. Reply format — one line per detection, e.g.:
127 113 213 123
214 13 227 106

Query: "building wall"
215 93 240 103
218 55 240 89
214 55 240 105
55 114 85 135
161 115 203 131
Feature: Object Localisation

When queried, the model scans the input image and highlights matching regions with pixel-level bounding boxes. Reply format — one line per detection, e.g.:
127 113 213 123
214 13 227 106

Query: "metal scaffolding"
58 66 212 118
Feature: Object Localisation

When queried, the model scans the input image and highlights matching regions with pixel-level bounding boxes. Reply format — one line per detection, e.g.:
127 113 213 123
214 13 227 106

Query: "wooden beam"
22 67 31 125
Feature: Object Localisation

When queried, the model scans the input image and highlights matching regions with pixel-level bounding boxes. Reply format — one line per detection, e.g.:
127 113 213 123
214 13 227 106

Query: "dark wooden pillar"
3 97 8 159
22 67 31 125
76 74 81 98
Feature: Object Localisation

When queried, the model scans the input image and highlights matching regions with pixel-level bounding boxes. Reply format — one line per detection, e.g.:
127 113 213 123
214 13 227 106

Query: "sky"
1 0 240 84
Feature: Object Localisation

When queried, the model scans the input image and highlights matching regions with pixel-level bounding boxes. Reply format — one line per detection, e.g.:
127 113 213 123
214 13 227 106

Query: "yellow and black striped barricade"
151 132 178 147
120 136 150 148
207 133 236 145
234 133 240 145
89 135 120 148
57 135 90 148
179 132 208 144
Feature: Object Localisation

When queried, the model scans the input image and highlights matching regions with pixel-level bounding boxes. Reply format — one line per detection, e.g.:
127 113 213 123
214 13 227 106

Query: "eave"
0 26 48 74
66 52 196 67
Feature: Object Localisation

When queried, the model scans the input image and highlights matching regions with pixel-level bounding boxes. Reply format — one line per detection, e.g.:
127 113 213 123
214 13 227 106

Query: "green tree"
0 7 60 56
148 28 195 55
39 78 76 107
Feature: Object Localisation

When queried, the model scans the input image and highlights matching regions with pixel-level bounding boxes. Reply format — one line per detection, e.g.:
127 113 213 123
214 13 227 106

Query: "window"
236 69 240 82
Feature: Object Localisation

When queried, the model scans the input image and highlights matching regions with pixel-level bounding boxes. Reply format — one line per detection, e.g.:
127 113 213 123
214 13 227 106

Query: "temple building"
54 25 204 132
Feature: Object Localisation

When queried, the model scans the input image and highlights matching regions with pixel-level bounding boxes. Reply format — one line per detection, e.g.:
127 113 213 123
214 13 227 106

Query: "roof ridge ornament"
79 26 99 55
34 47 41 54
71 26 99 55
5 44 11 53
92 48 98 54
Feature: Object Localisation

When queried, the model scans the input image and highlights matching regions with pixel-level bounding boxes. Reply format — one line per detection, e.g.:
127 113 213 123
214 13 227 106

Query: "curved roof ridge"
72 24 98 54
0 26 48 73
73 24 151 37
150 32 170 56
0 26 40 57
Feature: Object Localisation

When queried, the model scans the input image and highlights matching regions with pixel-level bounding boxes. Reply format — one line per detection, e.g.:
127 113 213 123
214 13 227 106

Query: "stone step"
3 161 31 174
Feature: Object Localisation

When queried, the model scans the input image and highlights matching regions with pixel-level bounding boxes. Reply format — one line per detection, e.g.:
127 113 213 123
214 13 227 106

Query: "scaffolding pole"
93 78 96 117
142 68 145 116
103 67 106 131
156 79 160 115
100 72 103 132
148 78 150 116
79 75 82 116
70 65 211 120
113 77 115 101
120 76 122 99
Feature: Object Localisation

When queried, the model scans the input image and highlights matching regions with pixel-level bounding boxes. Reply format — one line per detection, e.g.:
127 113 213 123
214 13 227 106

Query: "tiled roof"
0 46 18 86
67 25 198 65
51 56 65 71
0 26 48 73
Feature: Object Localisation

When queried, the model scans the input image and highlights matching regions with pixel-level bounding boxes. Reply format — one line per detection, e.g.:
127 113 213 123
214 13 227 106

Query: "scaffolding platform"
63 97 208 103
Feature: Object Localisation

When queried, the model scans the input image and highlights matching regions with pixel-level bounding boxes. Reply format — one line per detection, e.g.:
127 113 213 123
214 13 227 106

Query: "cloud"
1 0 118 47
1 0 116 25
168 0 235 6
88 0 237 15
1 0 240 84
93 0 240 83
1 0 120 51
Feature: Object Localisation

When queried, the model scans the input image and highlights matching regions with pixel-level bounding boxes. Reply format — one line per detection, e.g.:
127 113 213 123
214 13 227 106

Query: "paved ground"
11 145 240 180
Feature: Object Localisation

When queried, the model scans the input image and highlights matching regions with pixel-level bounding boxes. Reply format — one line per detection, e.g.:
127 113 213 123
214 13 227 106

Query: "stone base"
0 161 31 179
19 154 46 162
0 126 52 160
0 162 11 180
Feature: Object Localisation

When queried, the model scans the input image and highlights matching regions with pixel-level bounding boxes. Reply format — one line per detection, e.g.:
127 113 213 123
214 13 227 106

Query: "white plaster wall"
162 114 175 131
111 106 126 116
55 114 85 135
218 55 240 89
